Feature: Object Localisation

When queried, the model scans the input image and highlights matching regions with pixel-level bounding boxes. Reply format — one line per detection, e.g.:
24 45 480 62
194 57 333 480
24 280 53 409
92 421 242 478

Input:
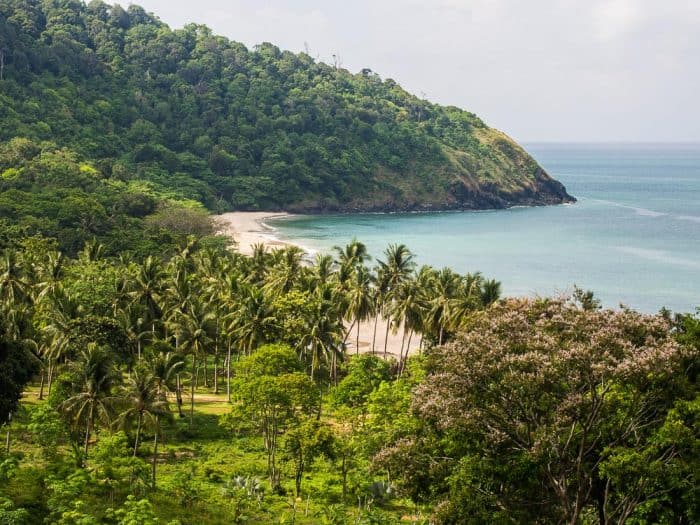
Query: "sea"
268 144 700 314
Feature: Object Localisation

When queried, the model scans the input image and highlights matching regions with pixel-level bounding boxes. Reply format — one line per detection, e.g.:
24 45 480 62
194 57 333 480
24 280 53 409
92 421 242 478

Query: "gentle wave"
593 199 667 218
617 246 700 268
677 215 700 223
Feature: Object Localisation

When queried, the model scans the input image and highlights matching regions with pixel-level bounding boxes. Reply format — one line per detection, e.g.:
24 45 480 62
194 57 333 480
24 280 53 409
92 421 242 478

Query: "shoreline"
214 211 419 356
215 211 296 256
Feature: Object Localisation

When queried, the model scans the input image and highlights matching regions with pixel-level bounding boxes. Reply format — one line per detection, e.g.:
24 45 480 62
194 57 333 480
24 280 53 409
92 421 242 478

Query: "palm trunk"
203 355 209 388
342 319 356 349
133 412 142 456
152 415 159 488
356 318 361 355
401 330 414 375
175 374 183 417
84 404 94 457
213 329 219 394
371 313 379 355
310 343 316 381
189 357 196 427
38 368 46 400
47 363 54 397
383 317 391 358
398 323 408 364
226 340 232 403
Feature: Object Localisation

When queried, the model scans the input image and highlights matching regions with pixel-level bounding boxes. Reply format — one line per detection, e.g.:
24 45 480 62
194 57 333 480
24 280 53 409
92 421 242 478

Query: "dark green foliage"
0 0 572 221
0 328 36 424
332 355 391 410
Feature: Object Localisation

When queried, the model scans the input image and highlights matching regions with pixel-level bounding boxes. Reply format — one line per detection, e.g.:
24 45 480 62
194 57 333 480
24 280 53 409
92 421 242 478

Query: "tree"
231 285 275 356
0 316 37 423
344 265 375 355
284 418 335 497
169 297 213 426
59 343 119 458
376 244 415 357
117 368 169 458
299 284 343 381
331 355 391 413
222 345 320 490
380 298 695 524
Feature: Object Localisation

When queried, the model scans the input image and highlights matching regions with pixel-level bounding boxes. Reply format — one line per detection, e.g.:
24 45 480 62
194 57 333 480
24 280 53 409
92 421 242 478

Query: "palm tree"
148 349 184 400
0 251 28 305
247 243 270 284
344 265 375 354
77 239 105 263
390 275 425 369
138 351 182 486
448 272 485 333
232 285 276 357
42 286 82 396
169 298 214 426
129 256 165 339
265 245 306 295
424 267 461 346
480 278 502 307
334 239 370 272
376 244 415 356
36 251 65 301
308 253 335 291
117 368 169 458
60 343 119 458
300 283 344 381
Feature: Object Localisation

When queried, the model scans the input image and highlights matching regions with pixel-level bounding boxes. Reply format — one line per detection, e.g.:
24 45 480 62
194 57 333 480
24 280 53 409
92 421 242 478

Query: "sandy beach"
344 316 422 360
215 211 420 358
216 211 292 256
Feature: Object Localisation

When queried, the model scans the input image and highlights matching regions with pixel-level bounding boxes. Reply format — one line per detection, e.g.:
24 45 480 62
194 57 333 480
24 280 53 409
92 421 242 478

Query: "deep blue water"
269 144 700 313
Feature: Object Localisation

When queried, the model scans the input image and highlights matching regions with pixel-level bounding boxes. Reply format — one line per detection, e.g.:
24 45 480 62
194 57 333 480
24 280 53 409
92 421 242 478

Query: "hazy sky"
132 0 699 142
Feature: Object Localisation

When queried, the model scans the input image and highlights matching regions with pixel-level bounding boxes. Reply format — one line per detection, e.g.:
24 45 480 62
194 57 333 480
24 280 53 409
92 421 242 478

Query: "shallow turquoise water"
269 144 700 313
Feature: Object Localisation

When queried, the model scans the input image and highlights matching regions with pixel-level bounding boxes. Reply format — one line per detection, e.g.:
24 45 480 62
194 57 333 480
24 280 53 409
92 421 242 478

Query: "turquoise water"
269 144 700 313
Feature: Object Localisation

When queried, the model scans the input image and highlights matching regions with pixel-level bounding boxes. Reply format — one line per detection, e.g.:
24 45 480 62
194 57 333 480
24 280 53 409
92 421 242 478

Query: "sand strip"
215 211 292 256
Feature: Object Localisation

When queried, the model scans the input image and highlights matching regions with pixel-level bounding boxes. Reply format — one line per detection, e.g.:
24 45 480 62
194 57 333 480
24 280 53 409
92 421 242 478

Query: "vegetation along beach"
0 1 697 524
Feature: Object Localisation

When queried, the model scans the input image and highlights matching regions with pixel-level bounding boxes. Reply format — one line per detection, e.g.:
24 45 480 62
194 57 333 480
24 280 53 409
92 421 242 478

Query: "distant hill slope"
0 0 574 212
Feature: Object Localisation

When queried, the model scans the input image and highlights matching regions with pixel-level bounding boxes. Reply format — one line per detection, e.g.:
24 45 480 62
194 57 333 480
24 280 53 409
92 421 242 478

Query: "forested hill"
0 0 573 213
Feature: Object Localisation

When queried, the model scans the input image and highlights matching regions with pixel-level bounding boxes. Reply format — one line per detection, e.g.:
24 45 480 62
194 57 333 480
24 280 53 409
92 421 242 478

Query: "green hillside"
0 0 573 215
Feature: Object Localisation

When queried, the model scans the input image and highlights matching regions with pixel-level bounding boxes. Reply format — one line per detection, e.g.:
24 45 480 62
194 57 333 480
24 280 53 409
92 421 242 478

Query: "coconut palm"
265 245 306 295
307 253 335 291
60 343 119 458
334 239 370 272
390 275 425 369
0 251 28 305
232 285 276 357
42 286 82 396
169 298 214 426
424 267 461 345
117 368 170 458
448 272 485 332
129 255 165 338
300 283 344 381
480 278 502 307
344 265 375 354
376 244 415 356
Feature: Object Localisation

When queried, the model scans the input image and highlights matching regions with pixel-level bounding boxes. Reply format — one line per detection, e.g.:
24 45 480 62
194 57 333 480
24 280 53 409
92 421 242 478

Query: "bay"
269 143 700 313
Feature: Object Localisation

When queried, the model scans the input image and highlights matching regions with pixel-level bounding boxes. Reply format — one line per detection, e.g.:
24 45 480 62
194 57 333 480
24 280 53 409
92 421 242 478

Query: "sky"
132 0 700 143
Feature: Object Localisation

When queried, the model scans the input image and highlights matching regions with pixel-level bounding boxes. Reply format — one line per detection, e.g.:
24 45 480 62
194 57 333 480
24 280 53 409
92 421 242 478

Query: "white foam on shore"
257 218 318 257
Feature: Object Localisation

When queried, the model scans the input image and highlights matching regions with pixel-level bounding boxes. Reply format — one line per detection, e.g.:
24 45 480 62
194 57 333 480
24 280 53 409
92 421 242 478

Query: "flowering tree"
376 298 697 524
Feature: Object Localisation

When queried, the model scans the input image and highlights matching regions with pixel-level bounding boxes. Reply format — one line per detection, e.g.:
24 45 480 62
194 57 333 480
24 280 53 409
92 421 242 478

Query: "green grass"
3 380 426 524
